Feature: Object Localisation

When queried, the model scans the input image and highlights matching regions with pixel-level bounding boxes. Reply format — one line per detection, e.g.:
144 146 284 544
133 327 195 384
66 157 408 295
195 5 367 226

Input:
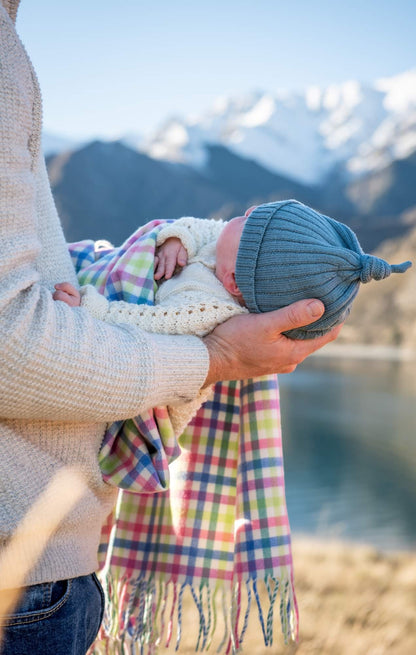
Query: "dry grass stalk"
0 467 87 645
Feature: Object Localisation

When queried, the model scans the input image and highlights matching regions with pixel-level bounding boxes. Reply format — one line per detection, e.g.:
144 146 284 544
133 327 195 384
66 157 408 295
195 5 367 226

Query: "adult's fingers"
202 303 342 386
270 299 343 363
262 299 325 337
292 322 343 361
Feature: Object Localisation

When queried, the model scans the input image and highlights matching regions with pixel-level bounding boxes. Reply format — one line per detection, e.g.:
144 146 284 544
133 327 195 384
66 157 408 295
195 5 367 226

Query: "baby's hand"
53 282 81 307
154 237 188 280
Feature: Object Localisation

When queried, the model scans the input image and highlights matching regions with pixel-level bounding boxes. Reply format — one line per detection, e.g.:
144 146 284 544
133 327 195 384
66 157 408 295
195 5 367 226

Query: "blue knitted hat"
235 200 412 339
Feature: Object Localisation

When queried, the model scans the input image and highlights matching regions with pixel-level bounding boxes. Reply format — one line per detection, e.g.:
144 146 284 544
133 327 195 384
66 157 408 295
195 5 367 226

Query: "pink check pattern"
69 222 298 654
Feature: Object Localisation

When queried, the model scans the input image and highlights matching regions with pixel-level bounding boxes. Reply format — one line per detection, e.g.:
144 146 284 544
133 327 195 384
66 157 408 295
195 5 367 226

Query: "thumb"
273 299 325 333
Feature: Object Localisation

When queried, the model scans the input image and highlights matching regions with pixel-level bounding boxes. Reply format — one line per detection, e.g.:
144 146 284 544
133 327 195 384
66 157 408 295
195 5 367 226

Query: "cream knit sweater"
0 0 209 588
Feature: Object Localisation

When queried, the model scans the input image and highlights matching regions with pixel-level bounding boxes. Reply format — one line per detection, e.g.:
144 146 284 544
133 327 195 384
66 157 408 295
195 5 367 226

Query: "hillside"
47 141 231 244
47 140 318 244
47 138 416 251
339 210 416 350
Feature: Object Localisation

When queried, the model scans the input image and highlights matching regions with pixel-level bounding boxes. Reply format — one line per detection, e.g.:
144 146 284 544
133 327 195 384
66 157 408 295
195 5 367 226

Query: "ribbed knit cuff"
80 285 110 320
156 224 197 259
144 333 210 409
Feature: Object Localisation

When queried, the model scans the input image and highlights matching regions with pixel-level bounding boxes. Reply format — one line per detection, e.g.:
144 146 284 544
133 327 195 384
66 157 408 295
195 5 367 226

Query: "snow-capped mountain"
140 69 416 186
43 68 416 258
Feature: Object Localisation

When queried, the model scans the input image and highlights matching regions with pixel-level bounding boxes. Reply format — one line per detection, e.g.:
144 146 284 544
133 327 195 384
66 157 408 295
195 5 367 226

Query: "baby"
54 199 412 489
55 199 412 340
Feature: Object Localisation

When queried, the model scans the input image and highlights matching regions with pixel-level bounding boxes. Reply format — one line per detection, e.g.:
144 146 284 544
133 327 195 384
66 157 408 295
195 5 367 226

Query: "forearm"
0 282 209 421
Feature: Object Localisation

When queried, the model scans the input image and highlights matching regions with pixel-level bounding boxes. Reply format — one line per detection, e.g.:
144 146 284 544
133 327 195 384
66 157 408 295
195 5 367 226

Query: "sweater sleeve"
167 386 214 438
156 217 225 259
80 284 246 337
0 21 209 422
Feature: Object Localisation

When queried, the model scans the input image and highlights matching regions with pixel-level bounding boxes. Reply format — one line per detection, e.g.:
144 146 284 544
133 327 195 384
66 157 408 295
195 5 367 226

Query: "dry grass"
0 468 88 648
161 538 416 655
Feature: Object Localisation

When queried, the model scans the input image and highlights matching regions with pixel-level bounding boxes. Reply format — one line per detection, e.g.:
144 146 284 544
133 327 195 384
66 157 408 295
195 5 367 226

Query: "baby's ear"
222 271 244 302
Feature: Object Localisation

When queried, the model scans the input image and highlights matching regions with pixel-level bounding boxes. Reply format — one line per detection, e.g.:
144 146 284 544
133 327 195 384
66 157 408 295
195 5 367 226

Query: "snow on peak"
376 69 416 112
142 69 416 185
305 86 322 112
239 96 276 128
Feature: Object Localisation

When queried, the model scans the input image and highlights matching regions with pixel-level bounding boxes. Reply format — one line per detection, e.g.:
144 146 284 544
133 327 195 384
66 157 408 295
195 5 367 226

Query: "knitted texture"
69 227 298 653
80 225 246 338
235 200 412 339
156 216 224 260
81 284 244 337
72 218 247 461
0 0 208 588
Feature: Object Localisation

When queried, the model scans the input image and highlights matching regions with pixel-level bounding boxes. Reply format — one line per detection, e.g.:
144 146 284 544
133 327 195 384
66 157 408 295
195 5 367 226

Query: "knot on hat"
360 254 391 283
360 255 412 283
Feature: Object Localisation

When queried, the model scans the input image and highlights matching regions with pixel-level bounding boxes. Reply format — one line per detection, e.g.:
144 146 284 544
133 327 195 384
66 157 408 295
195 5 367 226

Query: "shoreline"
291 532 415 556
312 342 416 362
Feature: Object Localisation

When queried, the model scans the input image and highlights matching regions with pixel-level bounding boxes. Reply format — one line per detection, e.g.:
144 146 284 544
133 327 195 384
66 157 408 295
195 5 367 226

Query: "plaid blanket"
69 221 298 653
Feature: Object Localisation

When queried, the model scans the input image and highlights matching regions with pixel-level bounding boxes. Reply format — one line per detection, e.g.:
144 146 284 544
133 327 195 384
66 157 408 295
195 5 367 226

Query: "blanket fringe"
90 572 298 655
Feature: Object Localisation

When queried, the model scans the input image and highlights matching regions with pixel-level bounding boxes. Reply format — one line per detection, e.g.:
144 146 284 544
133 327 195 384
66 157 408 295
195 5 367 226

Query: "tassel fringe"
90 572 298 655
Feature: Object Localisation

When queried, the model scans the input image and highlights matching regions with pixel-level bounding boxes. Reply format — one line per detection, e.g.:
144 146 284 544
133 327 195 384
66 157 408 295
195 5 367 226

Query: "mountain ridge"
46 136 416 254
139 68 416 186
44 68 416 190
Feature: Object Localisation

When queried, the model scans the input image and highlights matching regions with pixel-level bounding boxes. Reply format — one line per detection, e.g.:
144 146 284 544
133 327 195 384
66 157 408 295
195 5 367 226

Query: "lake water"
279 354 416 552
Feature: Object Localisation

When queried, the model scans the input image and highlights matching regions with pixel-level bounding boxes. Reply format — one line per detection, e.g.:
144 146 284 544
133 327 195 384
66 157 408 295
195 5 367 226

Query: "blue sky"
17 0 416 140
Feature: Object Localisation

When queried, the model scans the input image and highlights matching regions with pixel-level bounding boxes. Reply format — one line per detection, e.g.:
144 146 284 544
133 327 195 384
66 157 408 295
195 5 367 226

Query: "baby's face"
215 206 256 298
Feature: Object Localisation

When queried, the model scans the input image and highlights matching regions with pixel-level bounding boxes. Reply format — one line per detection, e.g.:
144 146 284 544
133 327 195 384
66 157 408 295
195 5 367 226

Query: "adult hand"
202 299 342 386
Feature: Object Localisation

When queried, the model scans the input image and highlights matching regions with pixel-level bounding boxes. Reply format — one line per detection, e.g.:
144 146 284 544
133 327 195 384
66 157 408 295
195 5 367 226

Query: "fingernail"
307 300 324 317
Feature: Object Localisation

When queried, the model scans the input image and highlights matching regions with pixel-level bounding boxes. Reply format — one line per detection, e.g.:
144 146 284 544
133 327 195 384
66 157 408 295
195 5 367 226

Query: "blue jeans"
0 573 105 655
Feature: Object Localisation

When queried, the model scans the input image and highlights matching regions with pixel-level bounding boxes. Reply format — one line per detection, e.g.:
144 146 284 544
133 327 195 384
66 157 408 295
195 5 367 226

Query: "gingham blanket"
69 221 298 654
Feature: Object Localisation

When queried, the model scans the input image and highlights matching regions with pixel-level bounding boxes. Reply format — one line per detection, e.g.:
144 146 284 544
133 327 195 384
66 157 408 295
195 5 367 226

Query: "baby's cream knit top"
0 0 208 588
80 217 248 338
